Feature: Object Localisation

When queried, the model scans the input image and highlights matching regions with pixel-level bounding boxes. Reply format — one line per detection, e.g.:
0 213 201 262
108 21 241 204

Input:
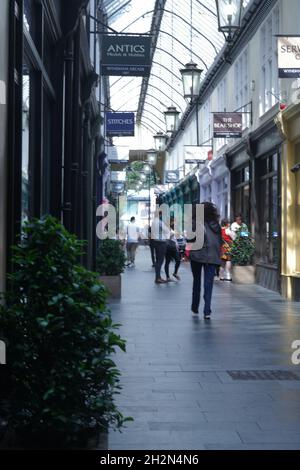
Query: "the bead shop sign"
278 36 300 78
101 35 151 76
213 113 243 138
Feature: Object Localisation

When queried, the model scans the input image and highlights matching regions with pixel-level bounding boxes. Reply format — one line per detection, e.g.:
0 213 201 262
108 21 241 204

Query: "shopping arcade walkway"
109 247 300 450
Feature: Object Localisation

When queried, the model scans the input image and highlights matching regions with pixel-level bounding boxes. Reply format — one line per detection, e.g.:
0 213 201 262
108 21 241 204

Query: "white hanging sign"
278 36 300 78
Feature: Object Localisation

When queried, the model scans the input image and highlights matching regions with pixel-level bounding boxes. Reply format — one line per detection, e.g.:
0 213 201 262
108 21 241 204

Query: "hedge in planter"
0 216 131 448
231 229 255 266
97 239 126 276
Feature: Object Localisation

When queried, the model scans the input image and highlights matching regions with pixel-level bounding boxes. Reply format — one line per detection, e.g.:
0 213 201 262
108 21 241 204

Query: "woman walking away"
219 218 234 281
189 202 222 320
165 230 181 282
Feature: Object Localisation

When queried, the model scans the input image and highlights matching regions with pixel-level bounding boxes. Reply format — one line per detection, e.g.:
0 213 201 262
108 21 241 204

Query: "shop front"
0 0 9 291
226 140 251 226
276 102 300 301
226 117 282 294
198 155 230 220
250 118 282 294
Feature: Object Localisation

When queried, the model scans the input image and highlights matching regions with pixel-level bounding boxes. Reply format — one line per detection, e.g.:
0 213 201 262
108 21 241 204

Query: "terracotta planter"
99 275 121 299
232 265 256 284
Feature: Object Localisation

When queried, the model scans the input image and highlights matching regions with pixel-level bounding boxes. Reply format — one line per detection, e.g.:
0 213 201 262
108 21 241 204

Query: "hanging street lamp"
153 132 168 152
180 62 203 103
164 106 180 133
143 163 152 175
146 148 158 166
215 0 243 42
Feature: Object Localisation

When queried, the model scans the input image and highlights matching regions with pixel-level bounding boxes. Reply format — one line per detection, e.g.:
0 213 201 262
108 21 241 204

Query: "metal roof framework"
102 0 251 144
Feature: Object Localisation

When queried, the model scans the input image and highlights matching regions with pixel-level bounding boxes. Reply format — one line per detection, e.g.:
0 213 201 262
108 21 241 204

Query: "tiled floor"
109 247 300 450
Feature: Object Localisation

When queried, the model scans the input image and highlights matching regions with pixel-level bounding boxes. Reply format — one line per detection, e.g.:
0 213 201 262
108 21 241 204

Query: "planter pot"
82 431 108 450
99 275 121 299
0 429 108 450
232 265 256 284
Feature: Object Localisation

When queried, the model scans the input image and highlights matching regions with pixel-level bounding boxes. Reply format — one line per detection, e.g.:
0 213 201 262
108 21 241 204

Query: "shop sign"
101 35 151 77
278 36 300 78
165 170 180 183
185 146 210 164
213 113 243 138
106 112 135 137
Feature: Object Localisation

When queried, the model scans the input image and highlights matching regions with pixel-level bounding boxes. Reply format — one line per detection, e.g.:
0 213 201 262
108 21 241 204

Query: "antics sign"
106 112 135 137
213 113 243 138
278 36 300 78
101 35 151 76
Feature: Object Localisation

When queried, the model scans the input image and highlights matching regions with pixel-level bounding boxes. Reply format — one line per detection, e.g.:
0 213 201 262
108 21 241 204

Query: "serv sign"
213 113 242 139
278 36 300 78
101 35 151 76
106 113 135 137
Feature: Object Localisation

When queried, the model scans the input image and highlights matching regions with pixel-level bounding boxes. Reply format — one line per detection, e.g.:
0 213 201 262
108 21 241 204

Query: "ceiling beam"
136 0 167 125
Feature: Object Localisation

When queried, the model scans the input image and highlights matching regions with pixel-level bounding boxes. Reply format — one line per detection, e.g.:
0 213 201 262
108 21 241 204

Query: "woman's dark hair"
235 213 243 220
203 202 220 224
221 218 229 227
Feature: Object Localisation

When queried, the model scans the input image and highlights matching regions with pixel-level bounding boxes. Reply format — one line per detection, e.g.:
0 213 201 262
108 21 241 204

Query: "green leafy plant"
0 216 131 448
97 239 126 276
231 229 255 266
126 161 158 190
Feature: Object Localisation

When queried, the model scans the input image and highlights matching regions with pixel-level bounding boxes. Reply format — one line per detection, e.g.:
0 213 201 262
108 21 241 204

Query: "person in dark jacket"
189 202 222 319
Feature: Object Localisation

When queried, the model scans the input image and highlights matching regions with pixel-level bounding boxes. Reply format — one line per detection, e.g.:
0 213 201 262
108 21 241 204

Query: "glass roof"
102 0 251 148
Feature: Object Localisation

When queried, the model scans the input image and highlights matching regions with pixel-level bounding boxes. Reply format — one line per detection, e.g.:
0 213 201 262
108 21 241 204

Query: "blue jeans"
191 261 217 314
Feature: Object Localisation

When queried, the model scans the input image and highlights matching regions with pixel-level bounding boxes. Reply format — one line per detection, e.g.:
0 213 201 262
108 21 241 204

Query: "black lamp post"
143 162 153 231
164 106 180 134
215 0 243 42
153 132 168 152
180 62 203 103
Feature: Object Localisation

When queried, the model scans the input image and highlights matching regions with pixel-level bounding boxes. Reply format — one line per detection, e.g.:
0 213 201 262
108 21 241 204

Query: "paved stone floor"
109 247 300 450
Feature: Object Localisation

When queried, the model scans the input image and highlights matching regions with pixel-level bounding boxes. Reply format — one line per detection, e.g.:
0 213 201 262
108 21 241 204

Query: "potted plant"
0 216 131 449
97 239 126 299
231 228 256 284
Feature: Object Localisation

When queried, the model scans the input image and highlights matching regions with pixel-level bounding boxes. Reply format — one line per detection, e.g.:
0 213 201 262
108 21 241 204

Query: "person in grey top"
151 209 170 284
189 202 222 319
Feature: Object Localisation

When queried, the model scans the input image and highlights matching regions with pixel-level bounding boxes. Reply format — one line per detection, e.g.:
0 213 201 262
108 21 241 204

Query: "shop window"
216 177 229 218
295 146 300 273
233 165 250 225
21 0 56 220
22 67 31 223
259 4 279 116
257 153 279 265
23 0 36 39
202 184 212 203
216 79 227 150
42 92 53 213
234 46 249 128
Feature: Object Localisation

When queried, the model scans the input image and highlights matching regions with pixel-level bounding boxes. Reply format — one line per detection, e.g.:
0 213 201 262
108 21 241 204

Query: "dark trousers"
165 249 181 278
191 261 217 314
153 241 167 280
149 239 156 265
